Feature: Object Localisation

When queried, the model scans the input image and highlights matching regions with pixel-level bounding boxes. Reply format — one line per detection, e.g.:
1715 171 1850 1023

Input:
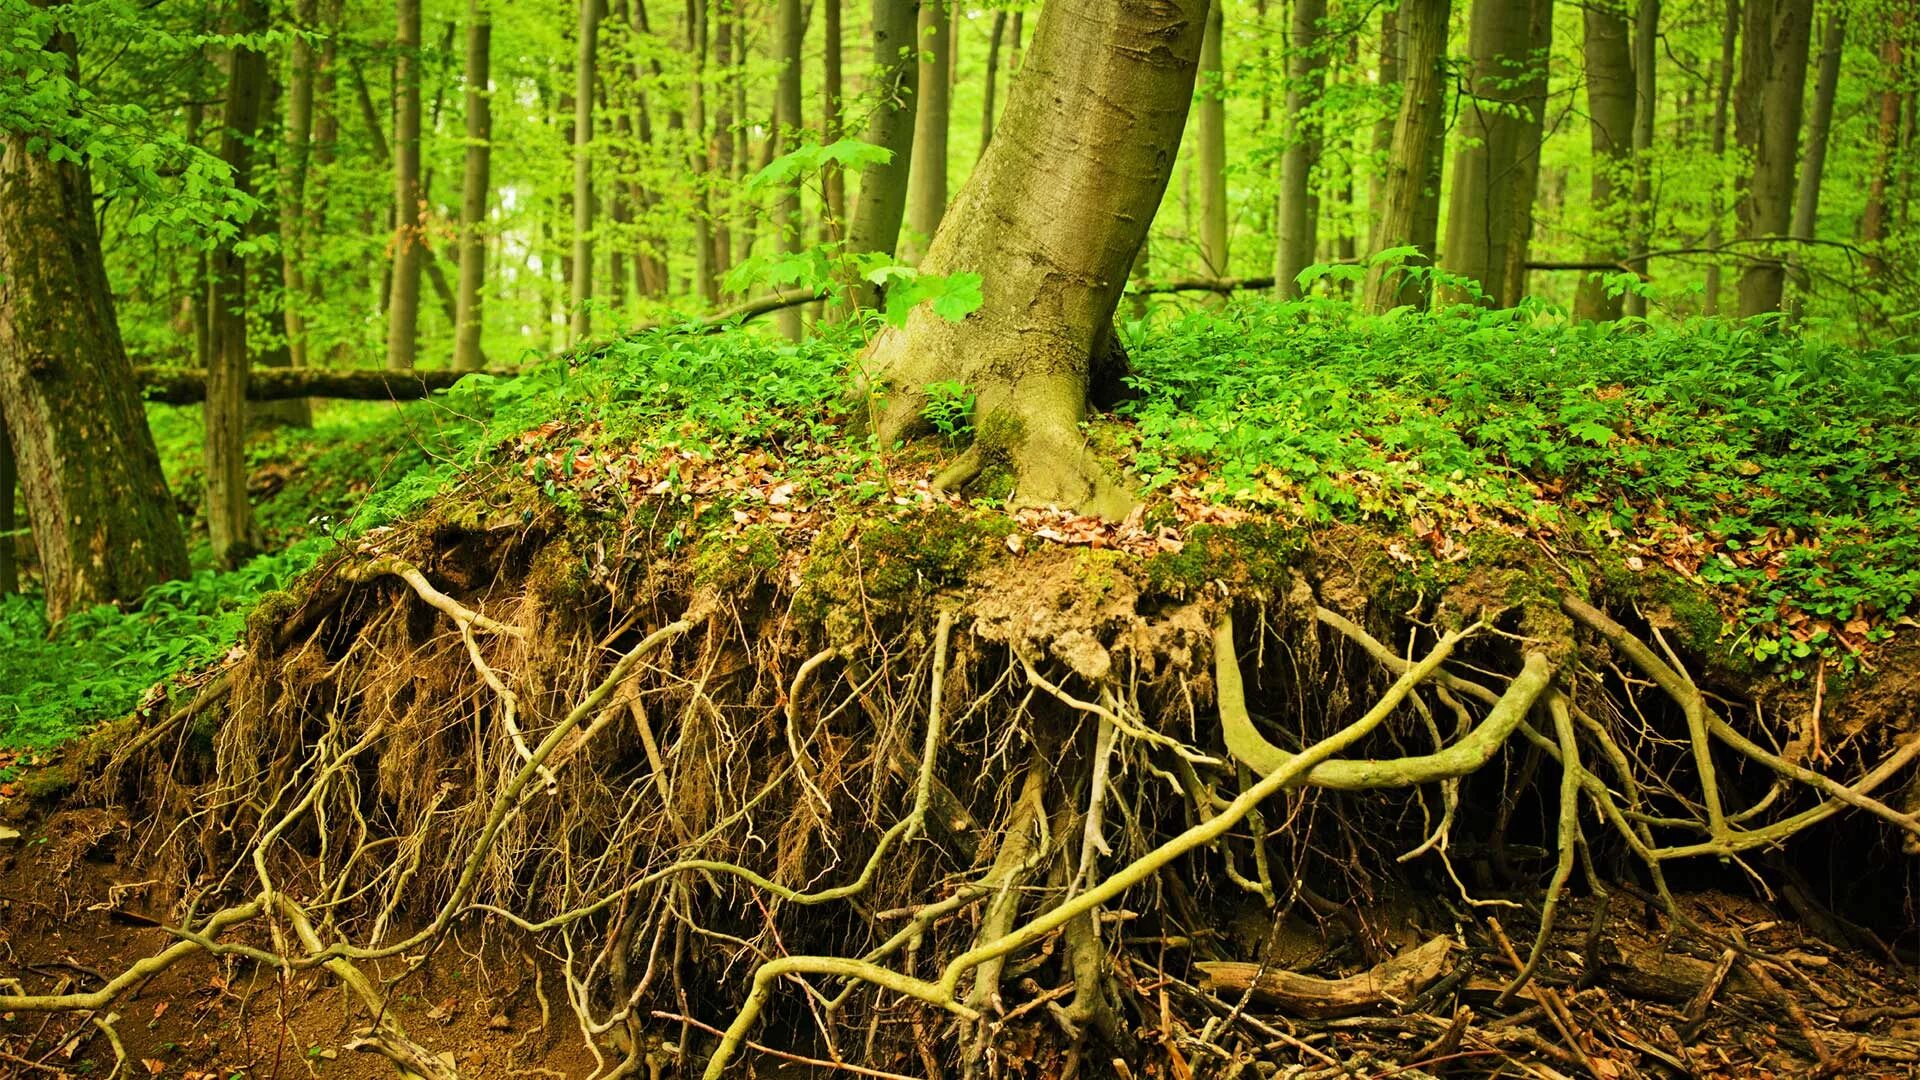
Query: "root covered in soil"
4 493 1920 1080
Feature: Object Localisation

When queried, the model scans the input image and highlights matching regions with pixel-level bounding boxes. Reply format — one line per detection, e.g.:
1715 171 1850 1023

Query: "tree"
1787 6 1844 306
689 0 718 303
979 10 1008 158
570 0 603 342
454 0 492 371
207 0 272 565
1574 0 1636 321
1704 0 1740 313
1862 12 1904 282
280 0 319 367
855 0 1208 518
844 0 920 309
387 0 425 368
905 0 951 262
1624 0 1656 318
1733 0 1813 317
1363 0 1451 312
0 12 189 618
1442 0 1554 306
1275 0 1326 298
1197 0 1229 279
773 0 805 339
0 407 14 595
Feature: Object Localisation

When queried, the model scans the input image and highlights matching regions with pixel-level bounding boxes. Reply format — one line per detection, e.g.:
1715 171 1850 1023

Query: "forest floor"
4 299 1920 1078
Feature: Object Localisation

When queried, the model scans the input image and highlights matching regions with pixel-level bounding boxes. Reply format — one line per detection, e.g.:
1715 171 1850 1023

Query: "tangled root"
13 518 1920 1080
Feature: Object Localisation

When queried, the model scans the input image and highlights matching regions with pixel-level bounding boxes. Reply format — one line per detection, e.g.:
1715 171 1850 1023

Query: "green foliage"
920 380 975 445
1121 296 1920 664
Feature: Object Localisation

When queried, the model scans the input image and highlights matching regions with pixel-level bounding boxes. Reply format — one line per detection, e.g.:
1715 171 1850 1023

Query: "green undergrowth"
1119 296 1920 667
7 301 1918 748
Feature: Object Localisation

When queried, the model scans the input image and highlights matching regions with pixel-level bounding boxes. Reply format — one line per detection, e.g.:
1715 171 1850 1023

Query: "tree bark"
689 0 719 303
1733 0 1813 317
1861 14 1904 281
1197 0 1229 279
711 0 735 277
281 0 319 368
0 14 189 618
570 0 602 342
773 0 806 339
1370 5 1399 222
1787 6 1844 305
1574 0 1636 321
855 0 1206 517
904 0 952 262
1704 0 1739 313
1625 0 1657 317
1275 0 1327 297
844 0 920 310
1441 0 1553 306
1363 0 1450 312
821 0 845 235
1498 0 1554 304
207 0 272 565
387 0 425 368
0 406 14 595
454 0 492 370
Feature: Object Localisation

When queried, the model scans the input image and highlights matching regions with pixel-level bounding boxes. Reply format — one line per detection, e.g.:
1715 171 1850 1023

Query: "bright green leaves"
865 266 984 327
746 137 893 193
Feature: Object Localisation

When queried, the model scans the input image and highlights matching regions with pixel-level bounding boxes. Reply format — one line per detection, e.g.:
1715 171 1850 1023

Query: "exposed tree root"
6 520 1919 1080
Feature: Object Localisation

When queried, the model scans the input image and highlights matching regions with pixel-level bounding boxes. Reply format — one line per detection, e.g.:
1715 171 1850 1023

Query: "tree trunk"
1275 0 1327 297
773 0 806 340
1441 0 1553 306
1787 6 1844 306
821 0 845 235
1197 0 1229 279
1574 0 1636 321
1704 0 1739 313
0 17 189 617
843 0 920 310
1625 0 1657 317
454 0 492 370
281 0 318 368
569 0 602 342
855 0 1206 518
1861 14 1903 281
905 0 952 262
980 10 1007 158
1498 0 1554 304
1363 0 1450 312
1370 6 1400 221
387 0 425 368
0 407 14 595
206 0 272 565
1733 0 1813 317
711 0 735 278
688 0 718 304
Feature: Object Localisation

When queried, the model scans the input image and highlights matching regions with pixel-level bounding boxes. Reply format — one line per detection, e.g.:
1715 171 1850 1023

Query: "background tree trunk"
1733 0 1813 317
1787 6 1844 309
1275 0 1326 298
387 0 425 368
905 0 951 263
1197 0 1230 279
980 10 1007 158
773 0 805 339
1575 0 1636 321
1498 0 1553 305
844 0 920 310
207 0 271 565
857 0 1206 517
1704 0 1739 313
1363 0 1450 312
1442 0 1552 305
821 0 845 234
689 0 719 304
0 407 14 595
711 0 735 278
280 0 318 368
570 0 602 342
1625 0 1657 317
454 0 492 370
1861 14 1904 281
0 21 188 616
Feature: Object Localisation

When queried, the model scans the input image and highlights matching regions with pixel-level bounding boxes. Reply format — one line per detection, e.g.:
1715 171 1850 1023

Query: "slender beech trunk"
1862 15 1904 281
1575 0 1636 321
569 0 602 342
1197 0 1229 278
1363 0 1451 312
1500 0 1554 303
281 0 318 367
857 0 1206 518
1705 0 1739 312
454 0 492 370
2 44 189 616
774 0 805 339
387 0 424 367
0 408 14 595
1787 6 1844 306
905 0 951 262
844 0 920 310
1625 0 1658 317
821 0 845 236
1371 6 1400 221
980 10 1007 158
688 0 718 303
711 0 735 278
1442 0 1553 305
1276 0 1327 297
308 0 341 319
204 0 272 565
1733 0 1813 317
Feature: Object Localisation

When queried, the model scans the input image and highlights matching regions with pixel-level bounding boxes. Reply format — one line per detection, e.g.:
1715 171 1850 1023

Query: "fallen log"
1194 935 1454 1018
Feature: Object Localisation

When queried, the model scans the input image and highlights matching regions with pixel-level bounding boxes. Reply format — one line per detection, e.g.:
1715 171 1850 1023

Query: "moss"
1143 522 1307 596
18 764 75 801
245 588 304 644
692 525 784 591
796 505 1013 626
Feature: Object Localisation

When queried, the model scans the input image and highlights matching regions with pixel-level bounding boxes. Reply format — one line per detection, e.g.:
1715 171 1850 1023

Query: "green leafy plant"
920 380 976 445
